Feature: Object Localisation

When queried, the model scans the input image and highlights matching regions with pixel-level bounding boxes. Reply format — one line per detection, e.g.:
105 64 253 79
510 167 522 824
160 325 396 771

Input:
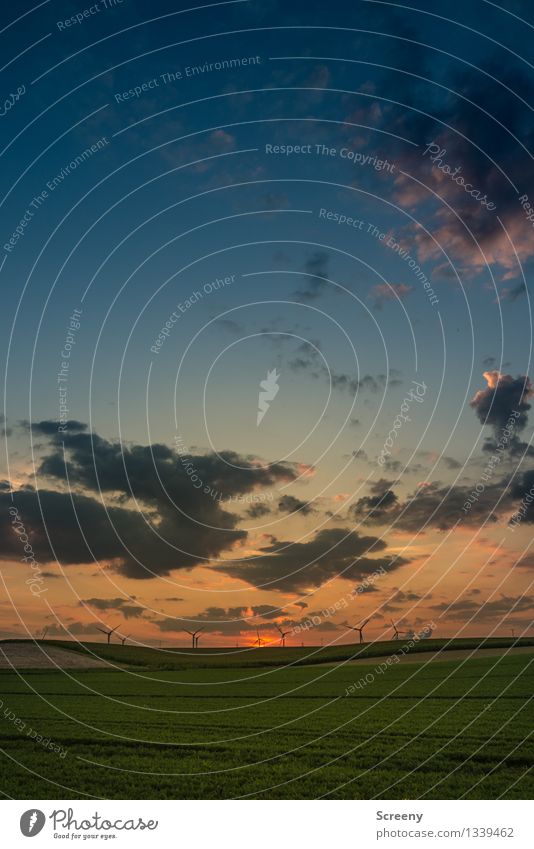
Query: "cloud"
293 251 331 301
470 370 533 453
278 494 316 516
155 597 184 602
46 621 104 637
155 604 285 636
417 450 462 470
351 479 400 523
215 527 409 592
80 597 145 619
246 502 272 519
2 425 299 579
261 192 290 209
369 283 413 309
430 594 534 622
288 343 396 395
351 477 508 531
388 54 534 277
27 419 88 435
0 415 12 438
510 469 534 524
497 282 527 302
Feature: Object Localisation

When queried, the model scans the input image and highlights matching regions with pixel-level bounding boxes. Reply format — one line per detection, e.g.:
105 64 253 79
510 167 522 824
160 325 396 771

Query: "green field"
24 634 534 669
1 639 533 799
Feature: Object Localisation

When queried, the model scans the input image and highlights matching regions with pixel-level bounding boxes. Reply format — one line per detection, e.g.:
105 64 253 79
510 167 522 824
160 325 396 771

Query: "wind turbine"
276 623 290 647
195 631 205 648
346 618 371 644
253 629 265 647
183 627 203 649
391 620 399 641
96 624 119 644
119 634 130 646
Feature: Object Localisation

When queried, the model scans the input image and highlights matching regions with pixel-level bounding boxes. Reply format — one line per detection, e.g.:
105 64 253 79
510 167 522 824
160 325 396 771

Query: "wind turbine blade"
96 627 108 634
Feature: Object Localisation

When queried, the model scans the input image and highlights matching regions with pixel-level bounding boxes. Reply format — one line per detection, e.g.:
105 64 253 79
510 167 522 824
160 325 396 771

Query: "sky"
1 0 534 649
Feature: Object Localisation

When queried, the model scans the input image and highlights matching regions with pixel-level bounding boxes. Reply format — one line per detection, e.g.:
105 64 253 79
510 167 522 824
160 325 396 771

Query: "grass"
0 639 533 799
13 634 534 670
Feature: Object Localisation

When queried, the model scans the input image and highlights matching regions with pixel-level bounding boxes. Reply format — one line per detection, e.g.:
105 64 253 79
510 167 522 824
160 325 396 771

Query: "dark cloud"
246 503 272 519
46 621 104 637
156 604 284 636
390 60 534 278
443 456 462 470
293 251 331 301
351 477 508 532
353 583 378 594
0 415 12 438
1 426 299 579
430 594 534 622
351 481 399 523
499 282 527 302
389 589 425 603
510 469 534 524
417 451 462 471
379 458 404 474
155 597 184 602
216 527 409 593
470 370 533 454
29 419 88 434
278 494 316 516
80 597 145 619
288 343 395 395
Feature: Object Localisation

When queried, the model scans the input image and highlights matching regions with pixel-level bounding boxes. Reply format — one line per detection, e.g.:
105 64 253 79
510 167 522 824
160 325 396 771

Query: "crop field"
0 640 533 800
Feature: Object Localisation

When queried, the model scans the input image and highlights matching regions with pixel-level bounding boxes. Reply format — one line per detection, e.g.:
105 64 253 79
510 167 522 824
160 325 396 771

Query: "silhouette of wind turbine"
253 628 265 647
276 623 290 647
183 627 203 649
346 618 371 644
119 634 130 646
195 631 204 648
391 620 399 641
96 624 119 644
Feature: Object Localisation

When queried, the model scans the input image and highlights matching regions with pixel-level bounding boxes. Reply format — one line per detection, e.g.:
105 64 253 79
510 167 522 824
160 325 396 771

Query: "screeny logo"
20 809 46 837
